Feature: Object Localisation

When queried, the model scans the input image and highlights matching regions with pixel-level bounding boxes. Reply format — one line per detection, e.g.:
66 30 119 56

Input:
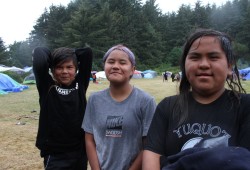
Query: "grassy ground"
0 77 249 170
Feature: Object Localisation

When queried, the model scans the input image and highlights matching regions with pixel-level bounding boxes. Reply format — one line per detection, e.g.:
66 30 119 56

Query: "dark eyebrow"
188 51 222 56
207 51 222 55
106 58 115 61
187 52 201 56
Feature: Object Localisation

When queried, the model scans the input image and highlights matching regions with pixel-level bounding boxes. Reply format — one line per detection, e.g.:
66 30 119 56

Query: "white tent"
96 71 106 79
23 66 33 72
0 66 25 73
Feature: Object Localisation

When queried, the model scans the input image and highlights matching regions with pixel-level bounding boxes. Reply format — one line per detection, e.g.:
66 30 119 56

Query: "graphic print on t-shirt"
173 123 231 151
105 116 123 137
55 83 78 95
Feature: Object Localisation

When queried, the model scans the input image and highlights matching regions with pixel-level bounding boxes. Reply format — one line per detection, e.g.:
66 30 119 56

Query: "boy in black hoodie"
33 47 92 170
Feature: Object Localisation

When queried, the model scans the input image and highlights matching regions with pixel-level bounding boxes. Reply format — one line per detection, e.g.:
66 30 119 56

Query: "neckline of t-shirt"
189 89 228 106
106 86 135 104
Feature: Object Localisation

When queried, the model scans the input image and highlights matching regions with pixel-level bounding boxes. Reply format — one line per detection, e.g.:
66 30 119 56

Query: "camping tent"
96 71 106 79
0 89 8 95
0 65 25 73
0 73 28 94
23 66 33 73
142 70 158 79
239 67 250 80
132 70 142 79
23 73 36 84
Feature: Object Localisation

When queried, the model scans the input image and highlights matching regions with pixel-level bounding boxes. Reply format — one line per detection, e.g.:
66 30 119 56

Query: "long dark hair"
173 28 246 126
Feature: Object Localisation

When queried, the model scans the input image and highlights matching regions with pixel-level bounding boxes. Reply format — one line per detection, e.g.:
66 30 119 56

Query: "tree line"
1 0 250 72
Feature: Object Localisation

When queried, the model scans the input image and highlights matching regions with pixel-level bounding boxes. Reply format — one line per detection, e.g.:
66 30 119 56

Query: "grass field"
0 77 249 170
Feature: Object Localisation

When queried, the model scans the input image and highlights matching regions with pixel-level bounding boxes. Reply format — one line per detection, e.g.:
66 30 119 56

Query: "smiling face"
52 59 76 86
185 36 232 100
104 50 135 85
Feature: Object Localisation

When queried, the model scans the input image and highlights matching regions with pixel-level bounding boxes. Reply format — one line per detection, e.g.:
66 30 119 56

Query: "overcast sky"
0 0 229 46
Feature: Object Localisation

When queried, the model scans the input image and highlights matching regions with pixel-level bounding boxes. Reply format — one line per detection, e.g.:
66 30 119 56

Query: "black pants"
43 150 87 170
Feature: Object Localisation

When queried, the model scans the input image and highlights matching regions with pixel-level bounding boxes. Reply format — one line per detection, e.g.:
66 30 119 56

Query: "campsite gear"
239 67 250 80
95 71 106 79
0 73 28 94
132 70 142 79
23 73 36 84
0 65 25 73
143 70 158 78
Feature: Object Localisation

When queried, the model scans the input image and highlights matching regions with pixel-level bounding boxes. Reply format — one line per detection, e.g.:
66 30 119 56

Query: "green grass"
88 77 180 103
241 80 250 92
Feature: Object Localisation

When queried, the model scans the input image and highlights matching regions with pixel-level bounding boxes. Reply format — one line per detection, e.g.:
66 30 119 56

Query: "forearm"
32 47 52 93
85 133 100 170
32 47 51 74
142 150 161 170
129 151 143 170
75 47 93 90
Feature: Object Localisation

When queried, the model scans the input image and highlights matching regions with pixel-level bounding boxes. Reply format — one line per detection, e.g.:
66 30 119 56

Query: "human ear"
131 66 135 74
226 64 234 81
129 66 135 79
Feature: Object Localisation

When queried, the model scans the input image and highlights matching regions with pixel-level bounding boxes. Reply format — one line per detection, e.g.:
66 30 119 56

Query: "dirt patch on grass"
0 120 43 170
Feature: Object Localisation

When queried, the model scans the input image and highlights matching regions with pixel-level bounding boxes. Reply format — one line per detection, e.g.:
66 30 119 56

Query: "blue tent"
0 89 8 95
142 70 158 79
239 67 250 80
0 73 28 94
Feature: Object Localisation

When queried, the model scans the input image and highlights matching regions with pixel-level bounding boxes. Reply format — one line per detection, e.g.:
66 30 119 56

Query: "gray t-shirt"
82 87 156 170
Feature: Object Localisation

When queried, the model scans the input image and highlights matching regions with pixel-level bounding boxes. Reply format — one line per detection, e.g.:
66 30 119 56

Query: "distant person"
141 72 145 78
82 44 156 170
33 46 93 170
92 73 97 83
174 72 180 82
163 71 168 82
142 29 250 170
171 73 175 82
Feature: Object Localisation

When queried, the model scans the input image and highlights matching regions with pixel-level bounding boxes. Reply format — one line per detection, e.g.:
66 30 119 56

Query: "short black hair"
51 47 77 71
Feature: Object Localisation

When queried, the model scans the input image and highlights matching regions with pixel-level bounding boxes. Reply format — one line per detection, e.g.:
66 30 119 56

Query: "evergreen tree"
8 41 32 67
27 0 250 71
0 38 10 66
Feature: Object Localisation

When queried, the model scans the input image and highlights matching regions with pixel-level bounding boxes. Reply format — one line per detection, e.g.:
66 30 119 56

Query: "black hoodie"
33 47 93 156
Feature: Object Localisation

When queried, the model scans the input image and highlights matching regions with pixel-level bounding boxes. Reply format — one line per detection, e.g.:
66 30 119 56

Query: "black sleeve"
239 94 250 150
32 47 53 98
75 47 93 92
144 97 170 155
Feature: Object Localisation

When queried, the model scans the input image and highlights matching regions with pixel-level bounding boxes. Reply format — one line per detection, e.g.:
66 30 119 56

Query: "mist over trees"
1 0 250 72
